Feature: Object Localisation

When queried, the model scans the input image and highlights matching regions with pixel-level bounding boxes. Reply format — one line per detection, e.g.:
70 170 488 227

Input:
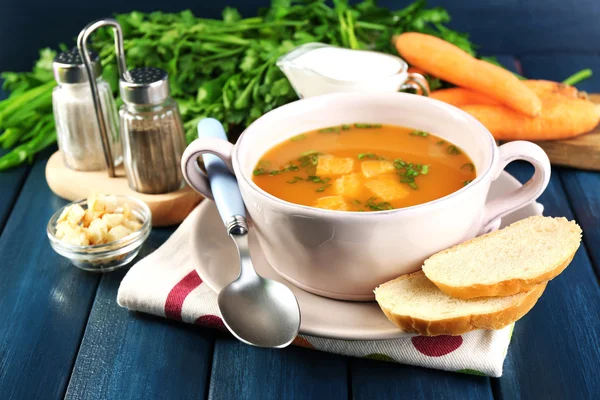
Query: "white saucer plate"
191 171 543 341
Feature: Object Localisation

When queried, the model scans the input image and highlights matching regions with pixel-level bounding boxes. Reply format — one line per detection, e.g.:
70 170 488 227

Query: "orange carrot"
430 88 500 107
431 80 581 108
460 85 600 140
394 33 542 117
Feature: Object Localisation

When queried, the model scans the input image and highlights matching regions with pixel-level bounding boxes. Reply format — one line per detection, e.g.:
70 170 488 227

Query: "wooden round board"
45 151 203 227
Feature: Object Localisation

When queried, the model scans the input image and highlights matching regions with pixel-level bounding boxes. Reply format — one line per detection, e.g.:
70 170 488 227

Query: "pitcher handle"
401 72 430 96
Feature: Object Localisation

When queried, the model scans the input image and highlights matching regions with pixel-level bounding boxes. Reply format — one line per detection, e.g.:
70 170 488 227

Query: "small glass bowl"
47 195 152 272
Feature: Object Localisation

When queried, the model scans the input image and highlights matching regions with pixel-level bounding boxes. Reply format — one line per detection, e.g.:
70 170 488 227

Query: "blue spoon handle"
197 118 247 234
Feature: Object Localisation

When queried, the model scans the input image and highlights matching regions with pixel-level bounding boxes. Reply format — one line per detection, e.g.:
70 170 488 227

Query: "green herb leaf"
358 153 386 160
318 126 341 133
447 145 461 155
286 176 303 184
316 184 331 192
364 197 393 211
269 164 299 175
253 167 268 176
463 180 473 186
461 163 475 172
410 130 429 137
436 140 446 146
290 134 307 141
354 123 382 129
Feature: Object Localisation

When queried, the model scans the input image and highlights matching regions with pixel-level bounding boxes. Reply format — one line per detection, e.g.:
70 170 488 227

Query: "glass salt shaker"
52 48 122 171
118 67 186 194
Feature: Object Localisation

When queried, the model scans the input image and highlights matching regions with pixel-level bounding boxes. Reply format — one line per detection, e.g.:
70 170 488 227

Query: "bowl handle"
481 141 551 234
180 120 234 201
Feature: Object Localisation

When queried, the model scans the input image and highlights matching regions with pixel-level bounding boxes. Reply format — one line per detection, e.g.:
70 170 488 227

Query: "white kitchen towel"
117 205 514 377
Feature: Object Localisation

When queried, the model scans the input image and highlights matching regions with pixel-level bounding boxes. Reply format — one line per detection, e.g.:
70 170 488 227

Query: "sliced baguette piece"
374 271 546 336
422 216 581 299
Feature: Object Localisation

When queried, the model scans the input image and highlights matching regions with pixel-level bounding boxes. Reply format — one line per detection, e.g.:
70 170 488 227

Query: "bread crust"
375 271 547 336
422 216 580 299
430 253 574 299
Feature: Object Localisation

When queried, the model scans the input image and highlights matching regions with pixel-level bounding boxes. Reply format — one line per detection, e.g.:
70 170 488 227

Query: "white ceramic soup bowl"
181 92 551 301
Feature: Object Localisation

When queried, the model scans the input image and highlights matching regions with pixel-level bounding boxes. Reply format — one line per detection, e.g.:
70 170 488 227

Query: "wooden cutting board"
524 94 600 171
45 151 203 227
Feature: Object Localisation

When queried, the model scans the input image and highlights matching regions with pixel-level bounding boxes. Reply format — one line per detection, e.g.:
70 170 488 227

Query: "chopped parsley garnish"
286 176 303 184
436 140 446 146
461 163 475 172
393 158 430 190
253 164 299 176
354 123 382 129
297 151 321 168
269 164 299 175
307 176 330 184
318 126 341 133
410 130 429 137
341 124 352 130
447 145 461 155
315 184 331 192
365 197 393 211
290 134 307 141
358 153 386 160
253 167 268 176
352 199 362 205
463 180 473 186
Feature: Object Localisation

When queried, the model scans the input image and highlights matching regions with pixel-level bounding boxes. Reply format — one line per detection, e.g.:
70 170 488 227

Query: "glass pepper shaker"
118 67 186 194
52 48 121 171
78 18 186 191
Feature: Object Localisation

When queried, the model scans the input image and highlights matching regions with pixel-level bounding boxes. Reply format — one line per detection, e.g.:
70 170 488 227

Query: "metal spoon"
198 118 301 348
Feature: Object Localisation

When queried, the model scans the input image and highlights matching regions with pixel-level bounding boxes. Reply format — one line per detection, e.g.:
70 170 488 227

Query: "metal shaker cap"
53 47 102 84
119 67 170 106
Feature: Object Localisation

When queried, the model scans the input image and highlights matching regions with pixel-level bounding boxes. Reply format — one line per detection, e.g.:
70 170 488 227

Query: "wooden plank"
351 358 493 400
64 238 216 400
0 149 101 400
494 163 600 399
558 168 600 278
208 337 348 400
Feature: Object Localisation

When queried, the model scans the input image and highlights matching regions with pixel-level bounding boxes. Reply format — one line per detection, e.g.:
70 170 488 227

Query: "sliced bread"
422 216 581 299
374 271 546 336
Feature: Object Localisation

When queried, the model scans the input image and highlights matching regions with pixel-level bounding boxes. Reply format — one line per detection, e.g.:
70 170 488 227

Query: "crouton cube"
88 218 109 245
316 155 354 176
365 176 410 202
88 192 103 212
102 213 126 229
62 231 90 246
361 160 395 178
66 204 85 226
314 196 349 211
123 219 142 232
56 221 76 239
107 225 132 242
333 173 363 198
103 195 118 213
82 209 101 227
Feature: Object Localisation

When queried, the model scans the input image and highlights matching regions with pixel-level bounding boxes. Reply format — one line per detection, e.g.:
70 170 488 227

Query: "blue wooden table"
1 56 600 400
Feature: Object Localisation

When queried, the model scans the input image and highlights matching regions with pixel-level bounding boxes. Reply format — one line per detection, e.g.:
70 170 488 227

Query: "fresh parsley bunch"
0 0 475 171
